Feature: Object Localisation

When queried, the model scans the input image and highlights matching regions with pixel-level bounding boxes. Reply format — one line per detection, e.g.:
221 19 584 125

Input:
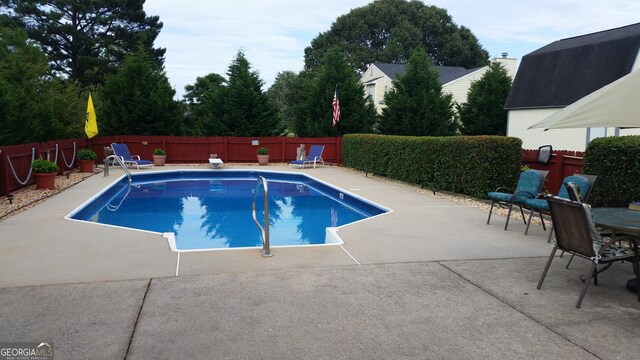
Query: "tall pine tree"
0 25 84 145
98 47 182 136
1 0 164 87
295 47 376 137
378 48 456 136
458 62 512 135
209 51 282 136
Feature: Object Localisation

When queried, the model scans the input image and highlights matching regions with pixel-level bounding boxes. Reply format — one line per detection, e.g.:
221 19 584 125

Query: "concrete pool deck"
1 164 638 359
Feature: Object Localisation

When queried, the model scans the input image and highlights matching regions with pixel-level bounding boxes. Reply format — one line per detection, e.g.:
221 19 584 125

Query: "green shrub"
77 148 97 160
154 148 166 155
343 134 522 199
32 159 60 173
257 147 269 155
583 136 640 207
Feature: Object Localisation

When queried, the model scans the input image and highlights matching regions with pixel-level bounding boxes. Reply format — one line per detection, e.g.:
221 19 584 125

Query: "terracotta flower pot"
257 154 269 165
78 160 94 173
153 154 166 166
34 172 56 190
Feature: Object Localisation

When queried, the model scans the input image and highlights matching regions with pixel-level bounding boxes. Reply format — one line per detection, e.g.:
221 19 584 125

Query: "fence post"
553 152 565 194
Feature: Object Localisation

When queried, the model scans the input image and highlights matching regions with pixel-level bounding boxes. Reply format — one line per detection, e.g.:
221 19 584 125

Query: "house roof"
505 22 640 110
372 62 482 85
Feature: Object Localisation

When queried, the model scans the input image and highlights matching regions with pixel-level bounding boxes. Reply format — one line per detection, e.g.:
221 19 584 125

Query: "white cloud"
144 0 639 98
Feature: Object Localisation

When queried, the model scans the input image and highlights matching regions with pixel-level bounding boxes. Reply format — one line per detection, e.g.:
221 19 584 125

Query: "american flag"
332 88 340 127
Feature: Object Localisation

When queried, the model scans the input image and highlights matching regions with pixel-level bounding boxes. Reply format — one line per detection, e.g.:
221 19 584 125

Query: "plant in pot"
32 159 60 189
153 148 166 166
77 148 97 173
257 147 269 165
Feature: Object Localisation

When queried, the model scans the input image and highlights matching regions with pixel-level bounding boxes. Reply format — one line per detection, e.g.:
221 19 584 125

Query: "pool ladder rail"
103 155 132 183
252 176 272 257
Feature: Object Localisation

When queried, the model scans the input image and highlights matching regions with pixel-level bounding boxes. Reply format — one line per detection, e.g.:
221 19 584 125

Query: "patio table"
592 207 640 294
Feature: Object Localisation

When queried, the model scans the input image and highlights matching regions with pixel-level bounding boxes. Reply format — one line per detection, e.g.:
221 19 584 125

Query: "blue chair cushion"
488 192 531 204
524 198 549 211
514 170 544 195
487 170 544 205
488 191 512 202
557 175 591 200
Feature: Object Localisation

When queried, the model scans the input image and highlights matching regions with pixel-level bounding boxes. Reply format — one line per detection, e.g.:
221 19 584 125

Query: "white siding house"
360 56 517 114
505 23 640 151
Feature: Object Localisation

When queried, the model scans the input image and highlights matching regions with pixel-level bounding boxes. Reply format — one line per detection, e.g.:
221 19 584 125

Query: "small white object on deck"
209 158 223 168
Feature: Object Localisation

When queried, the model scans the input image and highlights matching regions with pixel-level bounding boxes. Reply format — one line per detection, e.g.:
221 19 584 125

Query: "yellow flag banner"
85 94 98 138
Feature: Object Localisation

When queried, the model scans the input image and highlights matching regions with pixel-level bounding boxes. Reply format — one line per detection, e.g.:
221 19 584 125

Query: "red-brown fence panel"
523 148 585 195
1 136 342 195
0 138 93 195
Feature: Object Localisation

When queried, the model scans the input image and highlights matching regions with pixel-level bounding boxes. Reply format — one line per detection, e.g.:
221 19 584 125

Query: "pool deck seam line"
124 278 151 360
340 244 361 265
176 252 180 276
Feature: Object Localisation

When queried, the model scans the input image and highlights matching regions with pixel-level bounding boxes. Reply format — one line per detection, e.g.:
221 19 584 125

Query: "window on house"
366 84 375 98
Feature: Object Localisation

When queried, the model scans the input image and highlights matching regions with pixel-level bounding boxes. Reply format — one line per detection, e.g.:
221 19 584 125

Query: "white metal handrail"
251 176 272 257
104 154 132 183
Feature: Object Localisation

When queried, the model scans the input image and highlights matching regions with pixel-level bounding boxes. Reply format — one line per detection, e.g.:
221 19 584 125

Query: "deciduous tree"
183 73 226 135
304 0 488 73
267 70 303 135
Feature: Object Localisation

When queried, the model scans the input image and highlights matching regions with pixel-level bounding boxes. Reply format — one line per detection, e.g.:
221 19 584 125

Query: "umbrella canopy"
528 69 640 130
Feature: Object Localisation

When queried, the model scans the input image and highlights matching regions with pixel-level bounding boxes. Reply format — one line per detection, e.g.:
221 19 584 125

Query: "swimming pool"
67 170 390 252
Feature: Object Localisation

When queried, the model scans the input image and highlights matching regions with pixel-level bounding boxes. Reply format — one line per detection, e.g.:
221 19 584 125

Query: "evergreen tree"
215 51 282 136
98 48 182 136
0 26 84 145
304 0 488 73
458 62 512 135
378 49 456 136
1 0 164 87
295 47 376 137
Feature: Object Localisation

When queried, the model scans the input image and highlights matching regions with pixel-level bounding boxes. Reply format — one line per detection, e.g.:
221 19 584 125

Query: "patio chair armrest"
493 186 513 193
132 155 141 160
513 190 537 199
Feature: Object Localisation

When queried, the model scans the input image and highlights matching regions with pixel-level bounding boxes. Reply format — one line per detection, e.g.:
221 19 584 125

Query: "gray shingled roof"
505 23 640 110
373 62 482 84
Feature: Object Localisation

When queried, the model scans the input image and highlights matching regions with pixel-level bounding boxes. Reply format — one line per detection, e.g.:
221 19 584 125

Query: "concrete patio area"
0 164 638 359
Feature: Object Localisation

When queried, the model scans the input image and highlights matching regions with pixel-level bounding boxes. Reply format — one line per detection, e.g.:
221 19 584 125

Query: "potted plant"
32 159 60 189
257 147 269 165
77 148 97 173
153 148 166 166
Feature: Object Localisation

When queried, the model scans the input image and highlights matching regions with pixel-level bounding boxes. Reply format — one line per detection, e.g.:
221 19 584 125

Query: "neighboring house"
505 23 640 151
360 55 517 114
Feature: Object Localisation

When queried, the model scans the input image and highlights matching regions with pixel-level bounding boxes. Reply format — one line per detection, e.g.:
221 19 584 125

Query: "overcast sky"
144 0 638 98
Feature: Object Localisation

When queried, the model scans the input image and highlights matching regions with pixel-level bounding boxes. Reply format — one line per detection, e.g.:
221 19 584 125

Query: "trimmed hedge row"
343 134 523 199
584 136 640 207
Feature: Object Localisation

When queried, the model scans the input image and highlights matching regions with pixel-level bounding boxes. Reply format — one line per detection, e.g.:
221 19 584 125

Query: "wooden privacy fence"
0 137 582 197
0 136 342 195
523 148 585 195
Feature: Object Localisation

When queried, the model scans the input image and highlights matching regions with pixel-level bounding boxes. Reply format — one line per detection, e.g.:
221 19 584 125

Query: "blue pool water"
68 170 388 251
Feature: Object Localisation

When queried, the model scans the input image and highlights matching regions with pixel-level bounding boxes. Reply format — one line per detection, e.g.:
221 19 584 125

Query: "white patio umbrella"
528 69 640 130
